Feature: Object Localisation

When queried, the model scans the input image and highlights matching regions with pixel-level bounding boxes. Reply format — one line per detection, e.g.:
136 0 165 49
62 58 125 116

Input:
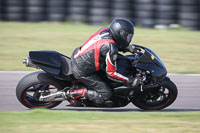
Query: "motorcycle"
16 45 178 110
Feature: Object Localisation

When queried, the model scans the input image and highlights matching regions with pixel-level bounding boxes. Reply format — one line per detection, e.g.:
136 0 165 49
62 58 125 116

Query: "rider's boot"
65 88 87 106
66 88 113 107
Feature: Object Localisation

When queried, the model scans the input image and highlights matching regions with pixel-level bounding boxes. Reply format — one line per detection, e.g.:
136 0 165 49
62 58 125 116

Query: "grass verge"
0 109 200 133
0 22 200 73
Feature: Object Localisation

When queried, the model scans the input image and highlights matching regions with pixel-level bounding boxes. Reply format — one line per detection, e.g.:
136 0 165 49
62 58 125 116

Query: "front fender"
160 76 171 85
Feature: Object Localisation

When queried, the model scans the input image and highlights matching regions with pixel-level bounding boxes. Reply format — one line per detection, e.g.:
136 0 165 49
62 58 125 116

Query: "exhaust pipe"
23 56 39 69
39 91 67 102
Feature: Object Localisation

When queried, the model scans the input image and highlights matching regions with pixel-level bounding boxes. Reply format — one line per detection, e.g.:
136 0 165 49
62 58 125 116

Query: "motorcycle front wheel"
132 80 178 110
16 71 65 109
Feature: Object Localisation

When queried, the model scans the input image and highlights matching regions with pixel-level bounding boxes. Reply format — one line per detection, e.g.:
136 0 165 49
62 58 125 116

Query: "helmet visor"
120 30 133 44
127 33 133 43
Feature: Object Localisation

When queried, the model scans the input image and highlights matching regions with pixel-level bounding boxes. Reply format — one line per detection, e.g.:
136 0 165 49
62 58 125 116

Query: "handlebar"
126 44 143 54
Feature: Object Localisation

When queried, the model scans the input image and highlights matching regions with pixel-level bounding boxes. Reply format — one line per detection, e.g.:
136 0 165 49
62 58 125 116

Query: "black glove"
127 77 142 88
127 44 141 53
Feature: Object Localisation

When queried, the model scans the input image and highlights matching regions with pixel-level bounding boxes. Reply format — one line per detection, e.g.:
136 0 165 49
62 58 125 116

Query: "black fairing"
29 51 72 78
116 54 134 76
135 48 167 83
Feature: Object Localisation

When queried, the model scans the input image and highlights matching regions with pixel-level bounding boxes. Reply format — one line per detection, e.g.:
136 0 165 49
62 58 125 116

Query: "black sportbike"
16 45 178 110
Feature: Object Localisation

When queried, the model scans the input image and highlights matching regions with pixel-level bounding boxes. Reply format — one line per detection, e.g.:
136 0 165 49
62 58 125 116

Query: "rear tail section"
23 50 73 80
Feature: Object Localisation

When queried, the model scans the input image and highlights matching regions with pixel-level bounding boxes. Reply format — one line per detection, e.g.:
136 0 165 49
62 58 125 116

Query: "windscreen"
137 48 166 69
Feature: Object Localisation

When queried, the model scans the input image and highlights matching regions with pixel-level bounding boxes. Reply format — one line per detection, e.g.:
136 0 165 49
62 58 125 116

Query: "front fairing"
135 47 167 83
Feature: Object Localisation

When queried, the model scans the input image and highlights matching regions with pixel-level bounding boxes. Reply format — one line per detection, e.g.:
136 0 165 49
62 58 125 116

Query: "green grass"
0 22 200 73
0 109 200 133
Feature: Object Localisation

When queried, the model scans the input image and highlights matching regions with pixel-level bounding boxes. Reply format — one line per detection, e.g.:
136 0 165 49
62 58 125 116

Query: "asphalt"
0 71 200 112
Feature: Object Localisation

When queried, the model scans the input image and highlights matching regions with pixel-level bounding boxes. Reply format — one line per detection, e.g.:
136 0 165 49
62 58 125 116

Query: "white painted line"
168 73 200 76
0 71 34 73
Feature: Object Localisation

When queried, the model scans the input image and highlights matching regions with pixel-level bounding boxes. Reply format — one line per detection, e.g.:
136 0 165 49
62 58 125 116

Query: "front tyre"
132 79 178 110
16 71 65 109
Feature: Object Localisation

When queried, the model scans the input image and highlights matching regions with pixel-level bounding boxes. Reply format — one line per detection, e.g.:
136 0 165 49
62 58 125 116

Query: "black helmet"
109 18 134 51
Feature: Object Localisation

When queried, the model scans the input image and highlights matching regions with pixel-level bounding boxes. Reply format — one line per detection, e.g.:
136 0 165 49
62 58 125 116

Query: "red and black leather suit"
71 27 130 104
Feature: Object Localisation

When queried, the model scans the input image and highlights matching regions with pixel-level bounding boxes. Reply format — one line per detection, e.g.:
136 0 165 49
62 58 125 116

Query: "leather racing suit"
71 27 131 105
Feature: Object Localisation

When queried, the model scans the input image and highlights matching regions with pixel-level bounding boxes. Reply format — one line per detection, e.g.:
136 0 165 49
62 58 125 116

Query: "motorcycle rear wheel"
132 80 178 110
16 71 65 109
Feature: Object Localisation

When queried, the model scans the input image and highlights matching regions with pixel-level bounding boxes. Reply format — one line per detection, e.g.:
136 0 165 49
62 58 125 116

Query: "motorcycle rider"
66 18 140 106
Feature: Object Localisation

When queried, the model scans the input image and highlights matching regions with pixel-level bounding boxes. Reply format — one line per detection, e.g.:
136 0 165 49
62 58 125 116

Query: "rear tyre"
16 71 66 109
132 80 178 110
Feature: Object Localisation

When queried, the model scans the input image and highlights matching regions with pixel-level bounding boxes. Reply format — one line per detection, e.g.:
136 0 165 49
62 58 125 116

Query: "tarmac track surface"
0 71 200 112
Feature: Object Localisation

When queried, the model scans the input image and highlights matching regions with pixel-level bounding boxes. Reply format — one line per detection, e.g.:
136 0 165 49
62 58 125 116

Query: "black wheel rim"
135 86 173 109
23 83 60 108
